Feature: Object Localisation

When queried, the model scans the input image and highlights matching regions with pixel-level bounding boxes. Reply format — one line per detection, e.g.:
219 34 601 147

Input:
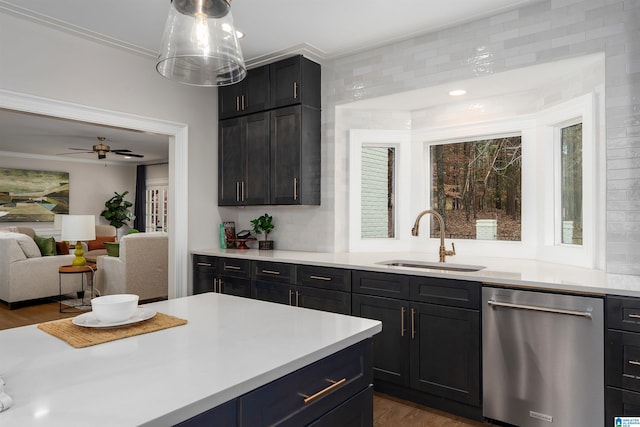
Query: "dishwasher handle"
487 300 593 319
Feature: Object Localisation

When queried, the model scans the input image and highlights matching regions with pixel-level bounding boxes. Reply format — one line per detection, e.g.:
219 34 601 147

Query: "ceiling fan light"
156 0 246 86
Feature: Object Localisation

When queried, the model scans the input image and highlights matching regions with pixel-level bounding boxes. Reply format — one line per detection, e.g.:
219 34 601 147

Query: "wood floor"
1 302 491 426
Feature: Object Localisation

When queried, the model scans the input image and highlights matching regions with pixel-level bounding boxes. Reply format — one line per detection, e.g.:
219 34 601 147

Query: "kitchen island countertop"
193 248 640 297
0 293 381 426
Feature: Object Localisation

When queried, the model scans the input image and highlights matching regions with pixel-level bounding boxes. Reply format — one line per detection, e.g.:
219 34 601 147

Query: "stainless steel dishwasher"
482 287 604 427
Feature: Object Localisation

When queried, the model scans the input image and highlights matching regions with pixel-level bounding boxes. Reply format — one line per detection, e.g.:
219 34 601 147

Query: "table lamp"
61 215 96 267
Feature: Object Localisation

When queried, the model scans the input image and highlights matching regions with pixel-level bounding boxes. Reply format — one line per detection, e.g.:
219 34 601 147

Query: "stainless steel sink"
376 260 486 272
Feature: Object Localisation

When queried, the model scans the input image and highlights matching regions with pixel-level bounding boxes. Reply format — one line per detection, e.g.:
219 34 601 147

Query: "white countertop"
0 294 381 426
193 248 640 297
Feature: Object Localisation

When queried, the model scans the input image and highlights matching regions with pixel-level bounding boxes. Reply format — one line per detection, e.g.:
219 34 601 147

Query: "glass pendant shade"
156 0 246 86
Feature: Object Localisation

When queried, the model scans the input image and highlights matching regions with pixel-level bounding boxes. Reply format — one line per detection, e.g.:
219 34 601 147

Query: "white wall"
0 154 135 233
0 11 222 294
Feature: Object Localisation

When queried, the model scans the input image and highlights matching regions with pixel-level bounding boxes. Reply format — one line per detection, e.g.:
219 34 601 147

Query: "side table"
58 264 96 313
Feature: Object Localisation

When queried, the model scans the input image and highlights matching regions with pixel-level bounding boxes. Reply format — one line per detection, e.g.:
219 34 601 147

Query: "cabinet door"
218 117 245 205
297 286 351 315
410 301 480 406
270 55 320 109
244 112 270 205
218 81 245 119
253 280 292 305
352 294 410 386
270 106 301 205
220 276 252 298
243 64 270 114
193 270 216 295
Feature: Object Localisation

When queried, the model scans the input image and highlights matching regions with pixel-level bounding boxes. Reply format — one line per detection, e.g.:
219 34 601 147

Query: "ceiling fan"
57 137 144 159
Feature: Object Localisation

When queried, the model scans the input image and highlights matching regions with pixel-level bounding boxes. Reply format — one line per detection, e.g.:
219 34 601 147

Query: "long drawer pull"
261 269 281 275
196 262 213 267
629 360 640 366
224 265 241 270
301 378 346 404
309 275 332 281
629 314 640 319
487 300 593 319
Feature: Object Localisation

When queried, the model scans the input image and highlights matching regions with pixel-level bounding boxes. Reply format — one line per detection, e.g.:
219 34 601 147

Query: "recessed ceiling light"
449 89 467 96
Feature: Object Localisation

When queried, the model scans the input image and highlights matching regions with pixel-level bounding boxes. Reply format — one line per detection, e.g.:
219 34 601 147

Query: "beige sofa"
96 232 168 302
83 224 117 263
0 227 77 308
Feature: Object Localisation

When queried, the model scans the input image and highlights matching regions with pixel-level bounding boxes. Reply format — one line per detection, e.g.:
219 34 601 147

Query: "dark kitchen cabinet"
351 270 481 418
352 293 410 386
606 296 640 421
270 55 321 110
270 105 321 205
175 398 236 427
219 64 270 119
192 255 252 298
217 56 321 207
218 112 270 206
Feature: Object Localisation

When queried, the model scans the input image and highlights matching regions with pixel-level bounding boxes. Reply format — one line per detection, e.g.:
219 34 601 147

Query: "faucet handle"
445 242 456 256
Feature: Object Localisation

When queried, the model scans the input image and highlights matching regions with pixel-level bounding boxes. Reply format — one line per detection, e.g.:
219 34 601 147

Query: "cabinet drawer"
607 330 640 392
410 276 480 309
307 385 373 427
297 265 351 292
352 271 410 300
193 255 217 274
297 286 351 315
239 339 373 427
254 261 295 283
608 296 640 333
217 258 251 278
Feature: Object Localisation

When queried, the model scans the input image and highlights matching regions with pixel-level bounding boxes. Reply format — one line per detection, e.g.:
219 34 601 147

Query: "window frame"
145 179 169 233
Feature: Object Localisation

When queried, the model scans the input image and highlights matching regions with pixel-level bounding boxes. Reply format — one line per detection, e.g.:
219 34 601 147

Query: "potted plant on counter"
251 213 275 250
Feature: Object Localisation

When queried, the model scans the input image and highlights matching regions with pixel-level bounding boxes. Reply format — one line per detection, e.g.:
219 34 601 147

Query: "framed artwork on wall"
0 168 69 222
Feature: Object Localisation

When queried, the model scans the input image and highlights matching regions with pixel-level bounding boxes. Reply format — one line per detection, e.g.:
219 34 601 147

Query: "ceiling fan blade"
111 149 132 153
68 147 94 151
113 151 144 158
56 151 93 155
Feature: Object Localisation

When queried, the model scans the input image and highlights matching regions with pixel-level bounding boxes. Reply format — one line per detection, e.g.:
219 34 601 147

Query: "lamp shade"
53 214 66 230
61 215 96 242
156 0 246 86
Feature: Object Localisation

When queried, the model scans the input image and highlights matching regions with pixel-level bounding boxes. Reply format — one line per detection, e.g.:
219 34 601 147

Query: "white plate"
72 307 156 328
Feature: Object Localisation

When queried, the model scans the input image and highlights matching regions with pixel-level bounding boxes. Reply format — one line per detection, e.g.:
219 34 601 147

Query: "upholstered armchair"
95 232 168 302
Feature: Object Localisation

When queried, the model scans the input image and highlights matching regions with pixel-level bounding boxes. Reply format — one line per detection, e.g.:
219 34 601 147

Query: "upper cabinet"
219 64 270 119
270 56 321 110
218 55 321 206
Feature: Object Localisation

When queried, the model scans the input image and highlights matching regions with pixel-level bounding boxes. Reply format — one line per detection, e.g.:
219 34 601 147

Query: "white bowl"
91 294 139 323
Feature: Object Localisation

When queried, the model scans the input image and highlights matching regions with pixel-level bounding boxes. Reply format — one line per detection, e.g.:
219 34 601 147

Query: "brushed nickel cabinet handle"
293 178 298 201
629 314 640 319
213 278 218 293
629 360 640 366
236 182 240 202
241 94 245 110
196 262 212 267
301 378 346 404
293 81 298 99
236 96 239 111
224 265 241 270
401 307 406 337
241 181 245 202
261 269 281 275
411 308 416 339
309 275 331 281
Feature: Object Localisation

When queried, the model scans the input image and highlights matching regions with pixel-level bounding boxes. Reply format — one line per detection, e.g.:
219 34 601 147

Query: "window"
560 123 582 245
145 185 168 232
429 136 521 241
361 146 395 238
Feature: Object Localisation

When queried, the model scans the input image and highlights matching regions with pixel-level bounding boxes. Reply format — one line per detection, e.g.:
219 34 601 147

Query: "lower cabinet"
352 271 481 419
192 255 252 298
177 339 373 427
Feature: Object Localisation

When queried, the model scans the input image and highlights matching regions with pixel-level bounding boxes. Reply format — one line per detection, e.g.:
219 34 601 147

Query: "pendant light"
156 0 247 86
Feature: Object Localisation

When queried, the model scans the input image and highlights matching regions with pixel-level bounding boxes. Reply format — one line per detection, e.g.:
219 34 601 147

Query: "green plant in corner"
251 213 274 241
100 191 133 229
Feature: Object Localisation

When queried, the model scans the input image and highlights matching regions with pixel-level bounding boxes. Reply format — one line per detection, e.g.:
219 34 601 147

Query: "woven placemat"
37 312 188 348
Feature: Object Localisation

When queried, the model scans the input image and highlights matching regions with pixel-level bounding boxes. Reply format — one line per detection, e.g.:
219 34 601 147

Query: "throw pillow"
13 233 41 258
33 235 57 256
88 235 116 251
56 240 70 255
